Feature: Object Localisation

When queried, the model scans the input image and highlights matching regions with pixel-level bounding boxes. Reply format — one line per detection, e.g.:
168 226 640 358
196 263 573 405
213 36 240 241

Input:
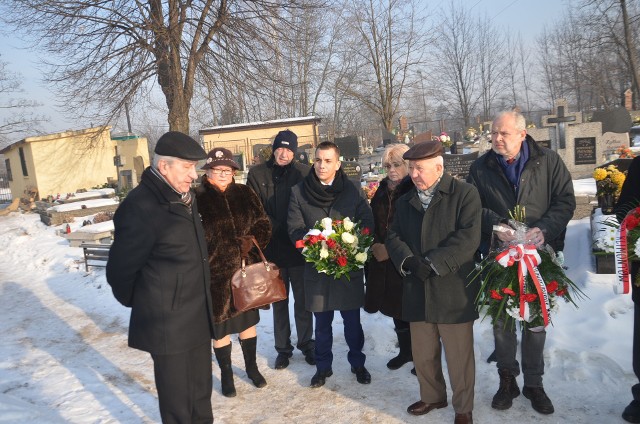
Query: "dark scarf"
269 157 292 184
497 140 530 195
303 167 347 208
149 166 193 208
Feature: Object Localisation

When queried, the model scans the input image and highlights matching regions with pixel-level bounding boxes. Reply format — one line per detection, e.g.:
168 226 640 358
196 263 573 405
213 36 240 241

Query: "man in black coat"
386 141 481 424
107 132 215 424
247 130 315 370
615 156 640 424
467 110 575 416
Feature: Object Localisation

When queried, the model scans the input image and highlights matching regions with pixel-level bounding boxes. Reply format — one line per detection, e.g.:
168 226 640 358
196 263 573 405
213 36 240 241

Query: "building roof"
199 116 321 135
0 126 112 154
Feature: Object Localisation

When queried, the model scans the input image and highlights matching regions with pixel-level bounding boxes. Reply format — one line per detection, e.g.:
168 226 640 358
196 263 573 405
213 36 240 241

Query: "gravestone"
443 151 479 180
341 162 363 185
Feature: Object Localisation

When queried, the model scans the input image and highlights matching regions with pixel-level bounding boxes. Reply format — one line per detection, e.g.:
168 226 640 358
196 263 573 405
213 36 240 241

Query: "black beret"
154 131 207 161
402 140 444 161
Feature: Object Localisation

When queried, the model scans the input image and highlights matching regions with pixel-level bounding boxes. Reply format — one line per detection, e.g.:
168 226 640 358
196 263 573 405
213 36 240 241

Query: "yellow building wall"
5 127 117 200
116 136 150 185
200 119 319 169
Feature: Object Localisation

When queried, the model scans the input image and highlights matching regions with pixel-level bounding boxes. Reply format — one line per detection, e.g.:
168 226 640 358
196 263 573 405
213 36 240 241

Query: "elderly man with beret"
386 140 481 424
107 132 215 424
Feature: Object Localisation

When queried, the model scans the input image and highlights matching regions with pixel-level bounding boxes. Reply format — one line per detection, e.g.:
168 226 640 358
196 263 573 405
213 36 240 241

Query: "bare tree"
0 59 47 146
1 0 317 133
339 0 431 131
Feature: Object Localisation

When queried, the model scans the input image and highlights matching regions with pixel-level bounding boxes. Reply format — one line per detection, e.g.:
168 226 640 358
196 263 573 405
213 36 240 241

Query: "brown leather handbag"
231 237 286 312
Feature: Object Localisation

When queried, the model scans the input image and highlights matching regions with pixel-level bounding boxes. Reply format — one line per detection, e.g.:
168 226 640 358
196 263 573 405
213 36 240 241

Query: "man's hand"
525 227 545 247
371 243 389 261
403 256 432 281
237 236 254 259
495 223 516 242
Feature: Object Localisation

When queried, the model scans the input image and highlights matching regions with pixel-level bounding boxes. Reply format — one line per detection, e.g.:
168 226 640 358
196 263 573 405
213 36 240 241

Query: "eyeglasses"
383 162 404 170
209 168 234 176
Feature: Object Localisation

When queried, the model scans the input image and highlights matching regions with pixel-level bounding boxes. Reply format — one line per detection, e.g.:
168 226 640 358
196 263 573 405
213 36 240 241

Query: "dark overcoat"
466 136 576 254
195 177 271 323
246 158 310 268
288 171 374 312
386 173 481 323
364 176 414 319
106 167 214 355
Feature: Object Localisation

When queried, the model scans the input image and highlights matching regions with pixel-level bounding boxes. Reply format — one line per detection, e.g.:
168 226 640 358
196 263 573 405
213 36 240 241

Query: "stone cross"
547 105 576 149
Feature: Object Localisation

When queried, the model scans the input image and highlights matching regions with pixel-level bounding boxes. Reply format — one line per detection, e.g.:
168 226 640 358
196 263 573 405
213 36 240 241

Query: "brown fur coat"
196 177 271 323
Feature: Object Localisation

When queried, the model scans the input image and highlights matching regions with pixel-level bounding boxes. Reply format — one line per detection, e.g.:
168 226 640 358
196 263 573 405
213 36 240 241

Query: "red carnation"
308 235 321 245
336 256 347 267
490 290 503 300
522 293 538 302
326 239 337 249
556 288 567 296
362 227 371 235
546 280 559 293
502 287 516 296
627 215 640 230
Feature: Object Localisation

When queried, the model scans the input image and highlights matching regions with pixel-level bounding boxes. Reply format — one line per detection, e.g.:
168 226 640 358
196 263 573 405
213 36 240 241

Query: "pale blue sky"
0 0 568 135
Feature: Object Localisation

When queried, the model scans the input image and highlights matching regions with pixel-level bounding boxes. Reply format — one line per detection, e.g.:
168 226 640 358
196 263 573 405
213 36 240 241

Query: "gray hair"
494 110 526 131
152 154 176 169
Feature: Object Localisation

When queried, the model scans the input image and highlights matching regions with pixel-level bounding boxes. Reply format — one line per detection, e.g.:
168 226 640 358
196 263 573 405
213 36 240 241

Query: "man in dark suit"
107 132 215 424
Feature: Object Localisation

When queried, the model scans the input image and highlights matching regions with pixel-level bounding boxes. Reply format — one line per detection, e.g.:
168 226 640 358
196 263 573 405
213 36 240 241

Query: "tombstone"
413 131 432 144
541 99 581 150
625 88 633 111
341 162 363 185
382 130 396 146
334 135 360 160
443 151 479 180
591 107 632 134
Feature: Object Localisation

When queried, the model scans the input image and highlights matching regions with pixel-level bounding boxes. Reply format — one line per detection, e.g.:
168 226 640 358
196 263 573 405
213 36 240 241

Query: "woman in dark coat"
196 147 271 398
364 144 415 371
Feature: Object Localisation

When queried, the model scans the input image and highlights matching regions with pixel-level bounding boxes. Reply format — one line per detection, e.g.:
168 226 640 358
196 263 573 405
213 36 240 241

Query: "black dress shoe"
351 366 371 384
274 353 291 370
522 386 554 415
406 400 448 416
304 350 316 366
310 369 333 388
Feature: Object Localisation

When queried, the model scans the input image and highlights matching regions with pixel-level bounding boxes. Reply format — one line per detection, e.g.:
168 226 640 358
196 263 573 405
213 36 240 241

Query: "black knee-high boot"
387 328 413 370
213 343 236 397
240 336 267 388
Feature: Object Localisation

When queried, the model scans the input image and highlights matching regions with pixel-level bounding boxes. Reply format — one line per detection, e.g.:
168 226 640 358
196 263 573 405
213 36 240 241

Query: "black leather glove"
403 256 433 281
237 236 254 259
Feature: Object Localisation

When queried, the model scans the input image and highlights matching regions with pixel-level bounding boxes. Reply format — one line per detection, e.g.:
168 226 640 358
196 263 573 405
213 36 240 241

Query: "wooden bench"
81 242 111 271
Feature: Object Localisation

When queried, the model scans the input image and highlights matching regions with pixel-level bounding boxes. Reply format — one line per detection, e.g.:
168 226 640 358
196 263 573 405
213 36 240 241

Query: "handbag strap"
240 236 269 270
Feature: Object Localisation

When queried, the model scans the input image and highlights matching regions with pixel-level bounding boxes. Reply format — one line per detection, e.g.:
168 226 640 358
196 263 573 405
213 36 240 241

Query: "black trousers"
272 265 314 354
151 341 213 424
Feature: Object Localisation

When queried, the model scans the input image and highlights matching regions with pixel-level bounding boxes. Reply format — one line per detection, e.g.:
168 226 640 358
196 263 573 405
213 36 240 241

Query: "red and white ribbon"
614 218 631 294
496 243 551 327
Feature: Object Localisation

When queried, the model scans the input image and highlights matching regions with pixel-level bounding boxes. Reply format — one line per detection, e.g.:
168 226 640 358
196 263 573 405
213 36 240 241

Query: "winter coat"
106 167 214 355
364 176 414 319
246 157 310 268
288 168 374 312
195 177 271 323
386 173 481 323
466 136 576 254
615 156 640 223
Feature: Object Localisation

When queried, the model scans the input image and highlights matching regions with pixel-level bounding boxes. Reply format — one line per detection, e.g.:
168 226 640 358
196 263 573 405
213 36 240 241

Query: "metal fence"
0 172 11 203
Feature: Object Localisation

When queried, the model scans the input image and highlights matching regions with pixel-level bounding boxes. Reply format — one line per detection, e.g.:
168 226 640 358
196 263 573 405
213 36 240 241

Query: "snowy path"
0 212 636 423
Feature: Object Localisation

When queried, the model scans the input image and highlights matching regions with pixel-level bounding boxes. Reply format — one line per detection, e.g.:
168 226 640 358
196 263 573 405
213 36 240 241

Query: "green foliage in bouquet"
296 217 374 281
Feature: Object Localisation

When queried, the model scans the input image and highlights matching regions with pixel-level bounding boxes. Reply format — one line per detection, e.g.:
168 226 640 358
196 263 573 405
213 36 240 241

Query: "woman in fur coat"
196 147 272 398
363 144 415 372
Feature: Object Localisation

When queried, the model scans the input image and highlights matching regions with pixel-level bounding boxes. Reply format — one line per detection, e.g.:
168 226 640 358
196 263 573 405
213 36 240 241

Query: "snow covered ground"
0 179 635 424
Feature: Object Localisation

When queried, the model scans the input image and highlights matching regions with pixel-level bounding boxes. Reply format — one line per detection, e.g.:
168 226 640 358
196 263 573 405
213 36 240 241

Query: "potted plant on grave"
593 165 626 214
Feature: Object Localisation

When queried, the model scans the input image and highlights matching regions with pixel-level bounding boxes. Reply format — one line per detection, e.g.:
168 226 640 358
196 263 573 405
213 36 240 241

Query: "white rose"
343 217 354 231
319 248 329 259
355 252 368 263
321 217 333 232
341 232 355 244
636 238 640 257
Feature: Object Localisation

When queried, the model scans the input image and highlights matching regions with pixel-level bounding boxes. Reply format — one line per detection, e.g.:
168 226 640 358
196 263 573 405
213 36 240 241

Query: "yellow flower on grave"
593 168 607 181
611 171 626 188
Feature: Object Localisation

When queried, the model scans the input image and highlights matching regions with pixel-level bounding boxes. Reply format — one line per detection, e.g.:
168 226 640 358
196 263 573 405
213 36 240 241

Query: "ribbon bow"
495 243 551 327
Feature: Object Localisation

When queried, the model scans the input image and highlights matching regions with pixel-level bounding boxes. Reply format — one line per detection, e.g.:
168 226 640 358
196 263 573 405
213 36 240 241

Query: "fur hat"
154 131 207 161
201 147 240 170
273 130 298 154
